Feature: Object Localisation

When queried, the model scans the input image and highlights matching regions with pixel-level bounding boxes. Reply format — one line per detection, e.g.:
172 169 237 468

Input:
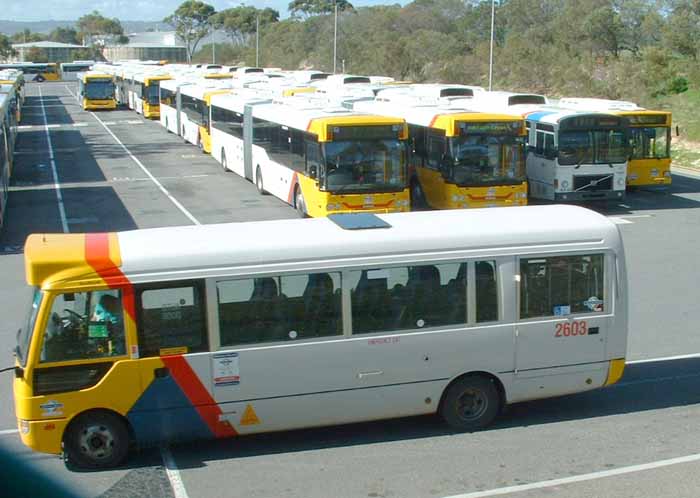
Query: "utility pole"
488 0 495 91
333 2 338 73
256 15 260 67
212 29 216 64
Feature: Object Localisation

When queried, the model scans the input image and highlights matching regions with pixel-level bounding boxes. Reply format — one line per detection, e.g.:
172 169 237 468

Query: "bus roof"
25 205 621 289
524 108 629 127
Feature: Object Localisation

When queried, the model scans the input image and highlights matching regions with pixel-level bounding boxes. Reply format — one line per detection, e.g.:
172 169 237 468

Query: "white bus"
60 61 94 81
209 92 411 217
15 205 627 467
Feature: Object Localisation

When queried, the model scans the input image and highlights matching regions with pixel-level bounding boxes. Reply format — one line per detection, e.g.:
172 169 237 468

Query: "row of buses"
12 63 630 469
83 61 672 216
0 68 24 232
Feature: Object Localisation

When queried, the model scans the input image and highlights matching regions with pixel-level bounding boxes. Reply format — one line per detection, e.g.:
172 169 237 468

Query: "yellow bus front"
81 74 117 110
42 63 60 81
300 116 411 217
620 111 672 187
416 114 528 209
142 76 172 119
199 90 231 154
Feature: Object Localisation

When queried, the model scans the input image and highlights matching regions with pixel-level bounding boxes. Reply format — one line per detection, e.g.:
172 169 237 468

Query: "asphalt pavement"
1 82 700 498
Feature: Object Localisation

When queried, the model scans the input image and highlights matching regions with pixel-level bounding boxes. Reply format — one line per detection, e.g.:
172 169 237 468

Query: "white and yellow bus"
0 94 15 231
353 87 528 209
13 205 628 468
0 62 60 82
0 69 25 122
178 82 233 151
60 61 94 81
209 92 411 217
559 98 672 187
77 72 117 111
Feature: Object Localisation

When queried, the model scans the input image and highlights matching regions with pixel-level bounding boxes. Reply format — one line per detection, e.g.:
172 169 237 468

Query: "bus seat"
352 272 391 333
476 262 497 322
446 264 467 324
301 273 339 337
402 265 442 328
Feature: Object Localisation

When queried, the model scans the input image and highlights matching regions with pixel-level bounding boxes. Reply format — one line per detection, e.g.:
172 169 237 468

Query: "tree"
25 47 48 63
288 0 354 18
0 33 16 60
164 0 216 62
10 30 44 43
213 6 279 46
77 10 124 37
49 27 80 45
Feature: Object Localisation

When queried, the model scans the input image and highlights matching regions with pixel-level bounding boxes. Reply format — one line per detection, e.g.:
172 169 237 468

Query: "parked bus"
559 98 672 187
179 81 233 150
0 94 14 231
60 61 94 81
158 77 192 135
353 88 528 209
14 205 628 468
0 63 60 82
0 69 25 121
77 72 116 111
209 92 411 217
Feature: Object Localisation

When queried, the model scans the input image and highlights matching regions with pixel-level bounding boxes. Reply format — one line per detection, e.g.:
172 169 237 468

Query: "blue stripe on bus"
127 375 214 445
525 111 557 122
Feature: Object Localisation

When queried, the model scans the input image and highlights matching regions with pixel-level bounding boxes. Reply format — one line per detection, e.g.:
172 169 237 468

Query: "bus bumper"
554 190 625 202
604 358 626 386
17 417 68 455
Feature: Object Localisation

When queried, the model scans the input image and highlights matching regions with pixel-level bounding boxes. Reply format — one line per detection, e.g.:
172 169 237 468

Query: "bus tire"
255 167 267 195
410 179 426 210
63 411 130 469
165 118 171 133
294 186 307 218
35 75 45 83
439 375 500 431
221 150 228 172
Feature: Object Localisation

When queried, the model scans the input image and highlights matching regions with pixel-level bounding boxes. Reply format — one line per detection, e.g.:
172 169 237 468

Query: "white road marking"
89 111 201 225
627 352 700 364
101 121 117 125
38 86 69 234
73 122 88 127
0 429 18 436
442 452 700 498
111 174 209 183
160 446 190 498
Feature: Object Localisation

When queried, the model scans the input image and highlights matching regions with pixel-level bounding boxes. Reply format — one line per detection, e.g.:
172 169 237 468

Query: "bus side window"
519 254 605 319
535 131 545 156
475 261 498 322
136 281 208 357
427 132 445 169
305 140 321 179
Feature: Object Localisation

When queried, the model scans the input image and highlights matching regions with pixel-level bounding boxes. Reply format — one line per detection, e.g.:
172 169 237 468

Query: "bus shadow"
159 357 700 470
20 95 75 127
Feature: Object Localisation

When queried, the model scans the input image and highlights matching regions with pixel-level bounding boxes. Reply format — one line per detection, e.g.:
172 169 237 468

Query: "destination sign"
560 115 628 131
330 124 402 141
458 121 522 135
626 114 669 126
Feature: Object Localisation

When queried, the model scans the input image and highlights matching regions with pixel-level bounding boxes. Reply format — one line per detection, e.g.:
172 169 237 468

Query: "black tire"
439 376 500 431
63 411 130 469
410 179 426 210
255 167 266 195
294 186 306 218
221 149 228 172
35 75 45 83
165 118 171 133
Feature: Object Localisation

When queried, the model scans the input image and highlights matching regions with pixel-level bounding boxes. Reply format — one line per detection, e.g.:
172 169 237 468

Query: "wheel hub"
79 424 114 460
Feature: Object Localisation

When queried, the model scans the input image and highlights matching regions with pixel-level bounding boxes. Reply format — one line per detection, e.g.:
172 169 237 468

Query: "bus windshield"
145 84 161 105
16 289 41 367
322 139 407 193
448 135 526 186
85 80 115 100
630 127 670 159
558 129 628 165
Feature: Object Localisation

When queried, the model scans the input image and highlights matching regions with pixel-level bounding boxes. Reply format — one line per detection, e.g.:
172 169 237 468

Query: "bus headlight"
616 177 625 186
517 192 527 199
664 171 672 177
20 420 29 435
451 195 465 202
651 168 659 177
561 180 569 190
326 203 341 211
629 173 638 180
396 199 410 207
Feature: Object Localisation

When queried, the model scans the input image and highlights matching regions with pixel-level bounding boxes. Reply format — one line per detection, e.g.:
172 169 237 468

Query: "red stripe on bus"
85 233 136 322
428 115 440 128
161 355 238 438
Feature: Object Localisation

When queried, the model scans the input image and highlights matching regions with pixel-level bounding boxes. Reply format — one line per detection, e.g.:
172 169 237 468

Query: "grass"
657 88 700 143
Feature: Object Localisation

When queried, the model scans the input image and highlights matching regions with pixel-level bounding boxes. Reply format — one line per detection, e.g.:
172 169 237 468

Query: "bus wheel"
410 180 425 210
221 150 228 172
294 186 306 218
255 167 267 195
35 75 45 83
165 118 171 133
64 411 129 469
439 376 500 431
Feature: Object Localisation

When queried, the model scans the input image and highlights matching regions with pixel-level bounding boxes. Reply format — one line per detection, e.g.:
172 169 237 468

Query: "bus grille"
573 174 613 192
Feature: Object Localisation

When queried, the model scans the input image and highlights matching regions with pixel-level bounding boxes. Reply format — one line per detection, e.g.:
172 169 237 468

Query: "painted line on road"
627 352 700 365
442 452 700 498
38 86 69 234
0 429 19 436
89 110 201 225
160 446 190 498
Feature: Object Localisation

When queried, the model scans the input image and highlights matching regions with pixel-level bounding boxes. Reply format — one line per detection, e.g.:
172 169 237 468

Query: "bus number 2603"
555 321 588 337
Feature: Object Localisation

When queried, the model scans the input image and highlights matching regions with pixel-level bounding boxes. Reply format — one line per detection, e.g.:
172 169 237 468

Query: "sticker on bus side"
213 352 240 386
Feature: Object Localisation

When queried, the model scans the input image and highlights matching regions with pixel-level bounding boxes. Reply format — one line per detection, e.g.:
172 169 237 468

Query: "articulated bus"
353 89 528 209
14 206 628 468
77 72 116 111
0 63 60 82
0 94 14 231
60 61 94 81
559 98 672 187
128 73 173 119
0 85 19 176
159 78 192 135
209 92 411 217
179 82 234 151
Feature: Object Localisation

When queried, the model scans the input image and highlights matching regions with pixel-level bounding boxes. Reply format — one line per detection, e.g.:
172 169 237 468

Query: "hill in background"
0 19 168 35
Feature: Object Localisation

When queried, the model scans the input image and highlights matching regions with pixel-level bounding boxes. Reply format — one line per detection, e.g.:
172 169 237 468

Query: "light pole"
333 2 338 73
488 0 495 91
256 15 260 67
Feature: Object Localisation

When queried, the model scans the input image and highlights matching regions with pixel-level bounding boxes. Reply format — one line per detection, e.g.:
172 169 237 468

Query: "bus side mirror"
14 366 24 379
309 165 318 179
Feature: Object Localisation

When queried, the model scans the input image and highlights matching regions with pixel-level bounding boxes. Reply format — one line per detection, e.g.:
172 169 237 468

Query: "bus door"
515 254 609 390
132 280 215 444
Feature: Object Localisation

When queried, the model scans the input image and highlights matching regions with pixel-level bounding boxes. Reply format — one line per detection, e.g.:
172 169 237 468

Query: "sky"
2 0 409 22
